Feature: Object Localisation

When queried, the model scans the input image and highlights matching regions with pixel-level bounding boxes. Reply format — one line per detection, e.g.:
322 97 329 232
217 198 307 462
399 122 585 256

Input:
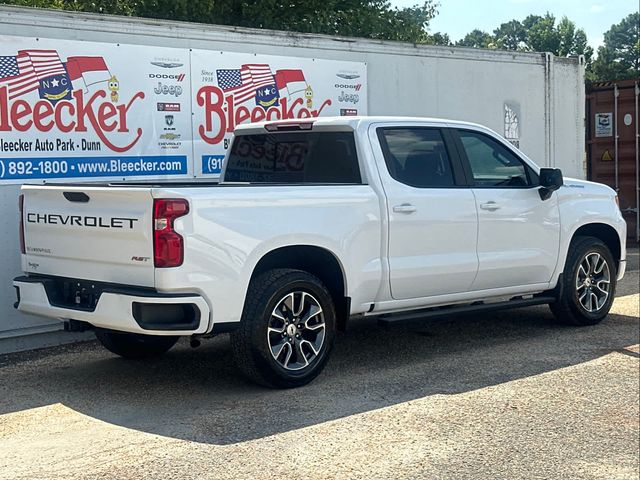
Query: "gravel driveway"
1 249 638 480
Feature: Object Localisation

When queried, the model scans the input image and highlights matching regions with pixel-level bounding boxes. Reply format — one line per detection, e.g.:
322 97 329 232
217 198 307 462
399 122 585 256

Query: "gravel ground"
0 249 638 480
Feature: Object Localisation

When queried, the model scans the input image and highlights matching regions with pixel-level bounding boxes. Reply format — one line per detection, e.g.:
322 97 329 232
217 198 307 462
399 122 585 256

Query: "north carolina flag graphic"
64 56 111 88
274 69 307 95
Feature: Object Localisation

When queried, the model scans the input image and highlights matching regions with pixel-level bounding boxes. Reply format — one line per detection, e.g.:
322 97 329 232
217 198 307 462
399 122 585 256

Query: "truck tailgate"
21 185 155 287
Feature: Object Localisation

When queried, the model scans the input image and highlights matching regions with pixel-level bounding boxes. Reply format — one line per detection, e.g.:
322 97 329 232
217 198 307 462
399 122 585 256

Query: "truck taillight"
153 199 189 268
18 194 25 254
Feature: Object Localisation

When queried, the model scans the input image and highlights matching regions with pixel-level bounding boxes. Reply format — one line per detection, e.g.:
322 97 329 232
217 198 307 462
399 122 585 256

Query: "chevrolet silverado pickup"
14 117 627 388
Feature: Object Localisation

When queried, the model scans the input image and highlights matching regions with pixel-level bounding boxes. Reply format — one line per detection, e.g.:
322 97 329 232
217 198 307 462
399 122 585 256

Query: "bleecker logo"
197 86 332 145
0 87 144 153
0 48 144 152
335 83 362 91
197 63 332 145
148 73 186 82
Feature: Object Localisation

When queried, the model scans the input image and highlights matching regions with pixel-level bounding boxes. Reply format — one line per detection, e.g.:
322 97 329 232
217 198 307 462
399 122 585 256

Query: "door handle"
393 203 417 214
480 201 500 211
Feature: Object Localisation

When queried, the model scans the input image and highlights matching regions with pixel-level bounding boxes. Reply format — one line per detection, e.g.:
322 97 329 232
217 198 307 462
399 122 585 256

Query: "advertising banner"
0 35 192 183
0 35 367 183
190 50 367 176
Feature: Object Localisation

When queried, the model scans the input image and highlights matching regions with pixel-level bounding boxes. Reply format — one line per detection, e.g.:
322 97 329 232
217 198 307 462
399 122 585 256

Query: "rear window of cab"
224 131 361 184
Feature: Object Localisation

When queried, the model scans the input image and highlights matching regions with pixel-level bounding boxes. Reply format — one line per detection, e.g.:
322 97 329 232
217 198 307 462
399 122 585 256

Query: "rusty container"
587 79 640 242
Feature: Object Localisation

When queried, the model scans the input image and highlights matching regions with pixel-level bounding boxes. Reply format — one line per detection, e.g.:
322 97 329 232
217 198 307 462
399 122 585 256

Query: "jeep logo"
154 82 183 97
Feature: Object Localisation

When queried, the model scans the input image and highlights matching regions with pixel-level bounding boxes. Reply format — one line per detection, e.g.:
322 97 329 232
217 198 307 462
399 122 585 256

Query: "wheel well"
572 223 622 268
251 245 350 331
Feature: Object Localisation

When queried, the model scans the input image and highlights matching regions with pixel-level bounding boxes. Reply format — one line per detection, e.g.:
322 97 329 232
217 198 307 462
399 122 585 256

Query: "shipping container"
586 79 639 242
0 5 587 352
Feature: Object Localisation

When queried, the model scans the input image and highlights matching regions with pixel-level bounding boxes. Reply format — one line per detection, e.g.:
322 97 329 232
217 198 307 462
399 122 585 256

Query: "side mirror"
538 167 563 200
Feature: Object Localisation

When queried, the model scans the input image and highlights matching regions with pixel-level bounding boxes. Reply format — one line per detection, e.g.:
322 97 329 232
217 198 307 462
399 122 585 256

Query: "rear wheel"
95 329 179 359
231 268 336 388
550 236 617 326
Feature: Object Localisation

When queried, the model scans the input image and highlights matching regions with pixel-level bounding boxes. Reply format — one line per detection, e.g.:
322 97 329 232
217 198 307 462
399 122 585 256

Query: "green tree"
493 20 526 50
0 0 439 43
524 14 592 60
524 13 561 53
466 13 592 60
428 32 453 46
589 12 639 82
457 29 494 49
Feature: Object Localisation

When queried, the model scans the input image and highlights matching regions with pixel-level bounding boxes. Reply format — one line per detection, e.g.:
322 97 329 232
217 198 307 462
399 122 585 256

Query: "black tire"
230 268 337 388
550 236 617 326
95 329 179 359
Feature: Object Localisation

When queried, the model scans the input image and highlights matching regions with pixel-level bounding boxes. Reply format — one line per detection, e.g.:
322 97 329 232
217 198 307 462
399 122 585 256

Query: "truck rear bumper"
13 276 210 336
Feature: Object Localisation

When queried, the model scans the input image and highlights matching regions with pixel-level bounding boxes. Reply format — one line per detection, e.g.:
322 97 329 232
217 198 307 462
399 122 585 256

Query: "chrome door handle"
480 201 500 211
393 203 417 214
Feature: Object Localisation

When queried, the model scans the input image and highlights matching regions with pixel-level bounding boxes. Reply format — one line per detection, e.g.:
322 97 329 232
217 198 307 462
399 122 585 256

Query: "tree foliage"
493 20 526 50
589 12 639 82
455 11 640 82
4 0 636 82
458 29 494 49
428 31 453 46
0 0 439 43
458 13 593 63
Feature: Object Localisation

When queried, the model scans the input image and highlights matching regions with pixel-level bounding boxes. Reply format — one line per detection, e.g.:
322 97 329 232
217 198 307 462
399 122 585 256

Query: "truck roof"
235 115 486 132
234 116 488 134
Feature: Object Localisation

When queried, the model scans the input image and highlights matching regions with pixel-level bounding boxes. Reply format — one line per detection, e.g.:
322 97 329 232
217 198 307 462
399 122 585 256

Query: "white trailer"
0 5 586 353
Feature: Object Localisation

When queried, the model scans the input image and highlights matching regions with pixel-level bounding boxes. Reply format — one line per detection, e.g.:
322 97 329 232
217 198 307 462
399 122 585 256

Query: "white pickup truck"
14 117 627 388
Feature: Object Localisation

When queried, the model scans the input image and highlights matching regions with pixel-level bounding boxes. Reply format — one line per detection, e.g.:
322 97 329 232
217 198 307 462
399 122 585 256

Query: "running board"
377 296 556 326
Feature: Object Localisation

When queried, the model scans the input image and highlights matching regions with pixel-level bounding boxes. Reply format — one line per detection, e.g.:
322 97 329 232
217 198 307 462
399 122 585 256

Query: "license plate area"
42 277 103 311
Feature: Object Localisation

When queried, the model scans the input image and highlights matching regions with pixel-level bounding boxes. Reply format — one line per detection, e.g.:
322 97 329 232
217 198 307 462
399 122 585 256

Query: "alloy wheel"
267 291 326 371
575 252 611 313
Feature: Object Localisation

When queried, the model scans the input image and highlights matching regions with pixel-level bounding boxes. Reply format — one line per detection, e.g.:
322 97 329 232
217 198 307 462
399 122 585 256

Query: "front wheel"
550 236 617 326
95 329 179 359
230 269 337 388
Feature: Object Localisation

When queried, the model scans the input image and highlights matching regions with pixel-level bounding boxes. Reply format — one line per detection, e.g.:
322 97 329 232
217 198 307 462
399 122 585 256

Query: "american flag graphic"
216 64 275 104
0 50 67 99
0 56 19 78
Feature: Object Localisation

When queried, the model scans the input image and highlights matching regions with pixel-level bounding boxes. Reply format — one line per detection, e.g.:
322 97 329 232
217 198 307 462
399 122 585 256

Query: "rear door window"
377 128 456 188
224 131 361 184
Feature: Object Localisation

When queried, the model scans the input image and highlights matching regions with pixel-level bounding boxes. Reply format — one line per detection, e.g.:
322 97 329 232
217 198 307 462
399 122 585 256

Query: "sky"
390 0 638 50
